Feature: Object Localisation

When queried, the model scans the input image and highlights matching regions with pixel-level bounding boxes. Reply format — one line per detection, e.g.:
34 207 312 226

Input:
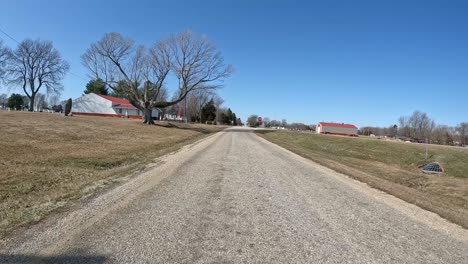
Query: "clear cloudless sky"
1 0 467 127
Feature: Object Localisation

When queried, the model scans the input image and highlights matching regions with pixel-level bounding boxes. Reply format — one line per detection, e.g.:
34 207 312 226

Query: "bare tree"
409 111 434 140
398 116 410 137
288 123 311 130
281 119 288 128
398 111 435 141
263 117 271 127
0 40 9 82
5 39 69 111
48 93 61 108
186 89 213 122
81 31 233 124
431 125 456 145
247 114 259 127
33 93 46 111
0 93 8 109
456 122 468 146
270 120 280 127
213 95 225 124
388 124 398 137
22 95 30 110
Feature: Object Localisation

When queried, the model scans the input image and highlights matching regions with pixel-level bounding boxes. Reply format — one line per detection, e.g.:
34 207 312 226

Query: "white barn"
72 93 160 120
317 122 358 136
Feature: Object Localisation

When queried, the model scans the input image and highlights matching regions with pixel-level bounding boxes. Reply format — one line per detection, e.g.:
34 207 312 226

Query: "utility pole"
425 137 429 161
184 97 187 123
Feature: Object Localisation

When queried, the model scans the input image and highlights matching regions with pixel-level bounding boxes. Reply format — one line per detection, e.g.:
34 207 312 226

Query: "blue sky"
1 0 467 127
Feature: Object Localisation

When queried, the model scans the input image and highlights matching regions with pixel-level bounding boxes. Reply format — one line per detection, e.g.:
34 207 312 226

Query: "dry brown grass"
257 130 468 229
0 111 225 238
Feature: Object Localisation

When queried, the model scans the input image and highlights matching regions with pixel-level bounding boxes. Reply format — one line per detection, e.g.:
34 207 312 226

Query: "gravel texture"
1 127 468 263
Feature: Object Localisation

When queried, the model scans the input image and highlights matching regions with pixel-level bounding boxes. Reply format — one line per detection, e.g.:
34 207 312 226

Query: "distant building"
316 122 358 136
72 93 161 120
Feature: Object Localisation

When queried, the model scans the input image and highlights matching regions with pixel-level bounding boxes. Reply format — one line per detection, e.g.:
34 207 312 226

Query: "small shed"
317 122 358 136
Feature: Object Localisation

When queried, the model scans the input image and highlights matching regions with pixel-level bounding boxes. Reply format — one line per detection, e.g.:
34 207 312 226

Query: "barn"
72 93 161 120
316 122 358 136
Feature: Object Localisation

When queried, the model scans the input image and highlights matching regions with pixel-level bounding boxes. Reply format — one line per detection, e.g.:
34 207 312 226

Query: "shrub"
7 94 24 110
64 98 72 116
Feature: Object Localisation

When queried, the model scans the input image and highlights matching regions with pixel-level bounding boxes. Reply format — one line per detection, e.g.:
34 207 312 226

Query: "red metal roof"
317 122 357 129
96 94 137 109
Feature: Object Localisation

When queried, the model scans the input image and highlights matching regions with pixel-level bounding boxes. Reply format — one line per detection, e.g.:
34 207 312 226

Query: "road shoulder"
0 131 224 255
255 133 468 243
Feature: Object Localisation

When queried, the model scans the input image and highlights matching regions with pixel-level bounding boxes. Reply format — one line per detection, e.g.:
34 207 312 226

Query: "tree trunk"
28 95 35 112
143 108 154 125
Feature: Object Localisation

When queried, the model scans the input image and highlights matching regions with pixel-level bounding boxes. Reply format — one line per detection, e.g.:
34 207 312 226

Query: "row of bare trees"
184 90 218 122
162 91 241 125
0 92 66 112
359 110 468 146
0 39 69 111
246 115 312 130
360 125 398 137
398 111 435 141
81 31 233 124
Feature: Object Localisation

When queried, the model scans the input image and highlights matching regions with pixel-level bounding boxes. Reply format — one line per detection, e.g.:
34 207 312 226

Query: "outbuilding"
316 122 358 136
72 93 161 120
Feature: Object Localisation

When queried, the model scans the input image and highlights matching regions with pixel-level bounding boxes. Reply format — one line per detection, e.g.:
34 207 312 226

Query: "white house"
72 93 161 120
316 122 358 136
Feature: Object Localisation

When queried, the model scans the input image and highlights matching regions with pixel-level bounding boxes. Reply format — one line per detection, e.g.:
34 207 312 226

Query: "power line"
0 25 88 82
69 71 87 81
0 26 20 44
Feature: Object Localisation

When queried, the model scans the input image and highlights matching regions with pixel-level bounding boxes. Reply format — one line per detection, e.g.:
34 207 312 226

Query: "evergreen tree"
84 78 109 95
201 99 216 123
232 113 237 126
7 93 24 110
109 80 133 98
64 98 72 116
226 108 233 124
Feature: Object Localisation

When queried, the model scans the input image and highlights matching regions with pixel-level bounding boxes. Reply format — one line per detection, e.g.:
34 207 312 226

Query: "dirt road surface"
1 128 468 263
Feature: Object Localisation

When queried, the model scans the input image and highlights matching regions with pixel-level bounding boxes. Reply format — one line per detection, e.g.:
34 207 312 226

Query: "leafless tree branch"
81 31 232 124
4 39 69 111
0 40 10 82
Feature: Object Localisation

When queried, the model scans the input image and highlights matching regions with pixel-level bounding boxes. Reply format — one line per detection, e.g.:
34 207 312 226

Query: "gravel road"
1 127 468 263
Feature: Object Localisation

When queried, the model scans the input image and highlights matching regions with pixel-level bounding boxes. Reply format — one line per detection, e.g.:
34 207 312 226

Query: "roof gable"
96 94 137 109
97 94 132 104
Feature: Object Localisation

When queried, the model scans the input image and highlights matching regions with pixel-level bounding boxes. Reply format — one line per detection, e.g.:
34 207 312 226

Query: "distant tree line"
246 114 313 130
162 90 241 125
0 92 70 113
359 110 468 146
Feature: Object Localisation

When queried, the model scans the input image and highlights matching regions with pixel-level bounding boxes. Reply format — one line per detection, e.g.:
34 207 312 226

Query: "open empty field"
0 111 225 238
257 130 468 229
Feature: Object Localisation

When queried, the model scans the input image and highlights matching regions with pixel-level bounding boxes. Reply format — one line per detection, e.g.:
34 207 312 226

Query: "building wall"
318 125 358 135
114 108 140 116
72 93 117 114
113 108 161 119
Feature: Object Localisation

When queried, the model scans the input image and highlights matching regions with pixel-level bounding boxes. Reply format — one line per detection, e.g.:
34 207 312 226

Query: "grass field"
257 130 468 229
0 111 225 238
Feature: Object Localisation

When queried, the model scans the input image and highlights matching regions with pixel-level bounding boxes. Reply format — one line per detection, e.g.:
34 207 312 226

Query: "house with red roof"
316 122 358 136
72 93 161 120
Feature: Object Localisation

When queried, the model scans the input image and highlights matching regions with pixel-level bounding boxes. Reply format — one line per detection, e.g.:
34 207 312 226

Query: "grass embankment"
257 130 468 229
0 111 225 238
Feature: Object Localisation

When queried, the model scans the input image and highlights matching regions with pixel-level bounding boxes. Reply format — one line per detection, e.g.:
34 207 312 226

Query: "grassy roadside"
0 111 225 238
256 130 468 229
